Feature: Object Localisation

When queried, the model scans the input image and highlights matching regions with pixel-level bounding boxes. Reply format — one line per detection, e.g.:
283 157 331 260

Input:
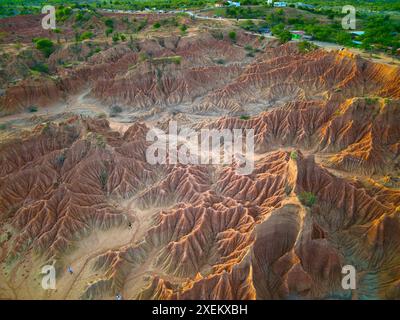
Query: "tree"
336 31 352 46
272 24 291 43
278 30 291 43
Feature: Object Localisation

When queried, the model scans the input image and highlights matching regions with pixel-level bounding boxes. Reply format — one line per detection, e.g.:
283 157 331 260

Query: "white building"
227 1 241 7
274 2 287 7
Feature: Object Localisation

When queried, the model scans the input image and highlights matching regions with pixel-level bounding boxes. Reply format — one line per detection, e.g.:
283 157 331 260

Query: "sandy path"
61 200 139 300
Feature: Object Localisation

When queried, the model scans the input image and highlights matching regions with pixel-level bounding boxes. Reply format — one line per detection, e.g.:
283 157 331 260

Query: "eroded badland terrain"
0 10 400 300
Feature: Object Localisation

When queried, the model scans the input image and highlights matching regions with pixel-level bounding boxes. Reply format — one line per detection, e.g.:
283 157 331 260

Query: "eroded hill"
0 12 399 300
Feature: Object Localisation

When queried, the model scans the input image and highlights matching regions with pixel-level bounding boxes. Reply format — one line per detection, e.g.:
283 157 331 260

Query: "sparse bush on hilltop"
271 24 291 44
298 192 317 207
55 153 66 166
180 24 188 33
33 38 55 57
298 41 318 54
109 105 123 117
79 31 94 41
28 105 38 113
104 18 115 29
211 30 224 41
105 28 113 37
30 62 49 74
99 168 108 189
228 31 237 42
365 97 379 105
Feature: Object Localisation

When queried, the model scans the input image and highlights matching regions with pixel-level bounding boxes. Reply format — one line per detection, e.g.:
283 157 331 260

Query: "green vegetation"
55 153 66 166
99 168 108 189
271 24 291 44
30 62 49 74
79 31 94 41
28 105 38 113
109 105 123 117
211 30 224 41
55 6 73 22
153 22 161 29
290 150 298 160
75 10 92 24
365 97 379 105
104 18 115 29
112 33 120 43
359 15 400 54
298 191 317 207
179 24 187 32
228 31 237 42
225 4 272 20
240 115 250 120
105 28 113 37
152 55 182 65
298 41 318 54
33 38 55 58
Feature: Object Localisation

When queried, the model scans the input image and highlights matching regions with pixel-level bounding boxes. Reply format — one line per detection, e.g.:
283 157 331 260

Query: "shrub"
365 97 379 105
30 63 49 74
112 33 120 43
109 105 123 117
138 52 149 62
152 55 182 65
105 28 113 37
298 192 317 207
153 22 161 29
277 30 292 43
99 169 108 189
298 41 318 54
240 115 250 120
180 24 187 32
211 30 224 40
228 31 237 42
271 24 291 44
290 150 298 160
79 31 94 41
34 38 55 57
104 18 114 28
28 105 38 113
55 153 66 166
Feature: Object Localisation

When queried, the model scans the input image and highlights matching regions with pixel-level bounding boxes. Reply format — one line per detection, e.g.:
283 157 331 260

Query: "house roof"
350 31 365 36
290 30 306 35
